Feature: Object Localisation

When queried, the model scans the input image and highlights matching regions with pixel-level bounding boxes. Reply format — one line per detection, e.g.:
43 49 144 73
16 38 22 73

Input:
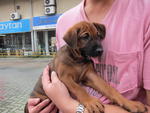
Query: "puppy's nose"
96 48 103 54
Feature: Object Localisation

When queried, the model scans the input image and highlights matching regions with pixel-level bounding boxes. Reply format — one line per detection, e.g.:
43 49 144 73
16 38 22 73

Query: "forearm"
55 97 78 113
54 95 150 113
53 97 88 113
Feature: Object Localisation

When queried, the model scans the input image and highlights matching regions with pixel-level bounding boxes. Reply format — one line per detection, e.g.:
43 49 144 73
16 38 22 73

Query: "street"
0 58 51 113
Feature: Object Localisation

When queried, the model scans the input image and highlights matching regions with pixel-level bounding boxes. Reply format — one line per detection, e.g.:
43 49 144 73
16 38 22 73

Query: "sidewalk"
0 58 51 113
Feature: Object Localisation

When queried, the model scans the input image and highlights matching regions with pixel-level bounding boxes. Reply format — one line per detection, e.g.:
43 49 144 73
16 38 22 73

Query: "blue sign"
33 14 61 27
0 19 31 34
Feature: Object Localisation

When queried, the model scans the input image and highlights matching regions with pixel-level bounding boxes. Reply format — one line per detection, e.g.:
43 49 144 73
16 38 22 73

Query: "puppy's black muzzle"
80 41 103 58
95 47 103 57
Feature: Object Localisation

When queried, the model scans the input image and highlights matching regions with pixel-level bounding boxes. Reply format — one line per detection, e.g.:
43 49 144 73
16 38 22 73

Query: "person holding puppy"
27 0 150 112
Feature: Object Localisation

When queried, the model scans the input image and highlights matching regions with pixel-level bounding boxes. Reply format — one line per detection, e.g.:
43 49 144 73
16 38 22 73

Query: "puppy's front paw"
121 100 147 113
81 97 104 113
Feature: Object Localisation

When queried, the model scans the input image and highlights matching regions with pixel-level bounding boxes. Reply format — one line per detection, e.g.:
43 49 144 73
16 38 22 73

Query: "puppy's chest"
73 64 88 80
55 59 90 82
67 62 91 82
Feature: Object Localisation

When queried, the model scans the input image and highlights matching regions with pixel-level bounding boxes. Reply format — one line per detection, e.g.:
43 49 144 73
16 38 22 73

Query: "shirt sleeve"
55 16 66 51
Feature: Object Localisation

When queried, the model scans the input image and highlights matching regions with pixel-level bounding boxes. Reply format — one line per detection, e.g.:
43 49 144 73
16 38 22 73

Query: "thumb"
51 71 59 83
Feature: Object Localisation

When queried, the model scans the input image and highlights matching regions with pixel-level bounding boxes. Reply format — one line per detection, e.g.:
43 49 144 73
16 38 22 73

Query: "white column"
22 33 25 49
31 31 35 53
44 31 50 55
34 30 38 54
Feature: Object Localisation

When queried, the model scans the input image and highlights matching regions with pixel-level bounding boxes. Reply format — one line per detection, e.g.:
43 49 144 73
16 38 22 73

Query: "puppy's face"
63 21 105 58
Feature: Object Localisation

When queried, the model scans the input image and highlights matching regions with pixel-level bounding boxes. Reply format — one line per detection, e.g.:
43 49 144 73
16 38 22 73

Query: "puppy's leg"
84 70 147 113
60 75 104 113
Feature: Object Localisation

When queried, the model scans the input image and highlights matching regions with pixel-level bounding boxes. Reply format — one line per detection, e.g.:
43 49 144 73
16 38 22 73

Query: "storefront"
32 14 61 55
0 19 31 56
0 14 61 56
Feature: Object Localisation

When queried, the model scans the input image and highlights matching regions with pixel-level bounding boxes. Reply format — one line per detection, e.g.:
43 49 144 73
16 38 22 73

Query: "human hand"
27 98 58 113
42 65 72 110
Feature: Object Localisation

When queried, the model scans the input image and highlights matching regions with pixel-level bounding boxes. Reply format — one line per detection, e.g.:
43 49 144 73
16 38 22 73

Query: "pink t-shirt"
56 0 150 103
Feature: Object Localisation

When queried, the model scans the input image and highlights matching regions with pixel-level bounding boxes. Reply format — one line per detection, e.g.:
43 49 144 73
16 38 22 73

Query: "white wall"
0 0 82 22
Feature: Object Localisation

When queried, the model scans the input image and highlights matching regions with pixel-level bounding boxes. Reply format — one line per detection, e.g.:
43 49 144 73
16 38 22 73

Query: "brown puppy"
25 21 146 113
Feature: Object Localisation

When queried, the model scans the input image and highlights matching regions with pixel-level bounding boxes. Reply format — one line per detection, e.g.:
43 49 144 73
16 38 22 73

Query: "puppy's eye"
80 33 90 40
97 32 101 38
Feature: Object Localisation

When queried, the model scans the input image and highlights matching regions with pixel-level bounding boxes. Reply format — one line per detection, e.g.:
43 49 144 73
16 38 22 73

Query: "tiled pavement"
0 58 51 113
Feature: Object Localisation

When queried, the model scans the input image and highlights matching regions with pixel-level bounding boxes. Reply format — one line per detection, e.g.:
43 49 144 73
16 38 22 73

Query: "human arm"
42 66 88 113
26 65 87 113
26 67 58 113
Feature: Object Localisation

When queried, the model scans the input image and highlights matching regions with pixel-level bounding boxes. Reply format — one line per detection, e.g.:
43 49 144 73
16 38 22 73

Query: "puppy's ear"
93 23 106 40
63 29 78 49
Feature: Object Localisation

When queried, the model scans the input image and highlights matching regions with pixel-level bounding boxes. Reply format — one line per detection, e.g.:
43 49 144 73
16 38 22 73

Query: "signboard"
0 19 31 34
33 14 61 30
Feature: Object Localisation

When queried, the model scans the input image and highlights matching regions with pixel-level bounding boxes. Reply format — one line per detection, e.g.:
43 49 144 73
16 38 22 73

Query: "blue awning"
33 14 61 30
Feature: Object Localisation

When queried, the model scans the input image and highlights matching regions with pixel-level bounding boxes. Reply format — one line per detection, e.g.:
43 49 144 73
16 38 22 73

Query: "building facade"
0 0 81 56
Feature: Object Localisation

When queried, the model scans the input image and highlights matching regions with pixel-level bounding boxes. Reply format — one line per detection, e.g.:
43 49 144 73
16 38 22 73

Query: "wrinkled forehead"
73 22 98 34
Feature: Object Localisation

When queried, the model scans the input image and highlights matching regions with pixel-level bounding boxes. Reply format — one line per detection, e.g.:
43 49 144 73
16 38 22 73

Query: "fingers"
28 98 58 113
28 98 41 107
51 107 58 113
42 65 59 87
40 102 57 113
31 99 51 113
42 65 51 85
51 71 59 83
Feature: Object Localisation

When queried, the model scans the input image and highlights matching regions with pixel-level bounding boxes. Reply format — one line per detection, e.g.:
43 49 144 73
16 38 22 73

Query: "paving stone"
0 58 51 113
